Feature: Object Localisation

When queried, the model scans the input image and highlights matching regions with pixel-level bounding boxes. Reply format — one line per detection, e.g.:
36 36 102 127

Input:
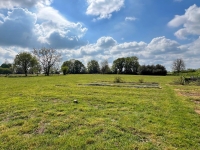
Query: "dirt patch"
192 100 200 104
180 92 200 97
195 110 200 115
78 82 161 89
175 89 200 98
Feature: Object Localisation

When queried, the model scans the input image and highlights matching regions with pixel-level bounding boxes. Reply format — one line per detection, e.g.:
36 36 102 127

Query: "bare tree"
33 48 61 76
172 58 185 74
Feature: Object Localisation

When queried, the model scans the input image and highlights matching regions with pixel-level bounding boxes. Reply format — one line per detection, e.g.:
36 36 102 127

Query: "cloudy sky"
0 0 200 70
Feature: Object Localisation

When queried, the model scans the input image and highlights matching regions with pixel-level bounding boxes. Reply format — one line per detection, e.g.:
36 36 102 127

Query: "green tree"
112 56 140 74
87 60 100 74
1 62 12 68
0 68 12 74
62 60 73 74
100 60 111 74
74 60 86 74
124 56 140 74
61 66 69 75
138 64 167 75
62 59 86 74
112 57 125 74
0 61 12 74
13 52 38 76
33 48 61 76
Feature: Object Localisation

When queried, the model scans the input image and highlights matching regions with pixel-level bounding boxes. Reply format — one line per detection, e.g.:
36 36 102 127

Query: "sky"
0 0 200 71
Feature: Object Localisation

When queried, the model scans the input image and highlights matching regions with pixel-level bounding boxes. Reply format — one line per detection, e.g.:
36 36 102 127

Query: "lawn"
0 75 200 149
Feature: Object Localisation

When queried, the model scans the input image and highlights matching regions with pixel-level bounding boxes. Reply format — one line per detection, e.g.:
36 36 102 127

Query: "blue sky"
0 0 200 70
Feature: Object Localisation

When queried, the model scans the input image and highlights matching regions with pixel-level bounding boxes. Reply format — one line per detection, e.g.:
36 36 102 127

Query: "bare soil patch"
195 110 200 115
179 92 200 97
78 82 161 88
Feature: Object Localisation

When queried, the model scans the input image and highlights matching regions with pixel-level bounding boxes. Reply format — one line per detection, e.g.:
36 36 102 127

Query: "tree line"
1 48 188 76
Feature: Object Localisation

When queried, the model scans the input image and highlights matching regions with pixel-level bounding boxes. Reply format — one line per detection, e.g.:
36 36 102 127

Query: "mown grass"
0 75 200 149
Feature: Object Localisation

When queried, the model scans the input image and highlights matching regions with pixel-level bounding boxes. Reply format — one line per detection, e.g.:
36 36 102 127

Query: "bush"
61 66 68 75
0 67 12 74
173 76 186 85
138 78 144 83
114 76 123 83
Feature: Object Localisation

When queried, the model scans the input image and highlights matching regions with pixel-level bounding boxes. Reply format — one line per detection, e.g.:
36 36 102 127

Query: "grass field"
0 75 200 149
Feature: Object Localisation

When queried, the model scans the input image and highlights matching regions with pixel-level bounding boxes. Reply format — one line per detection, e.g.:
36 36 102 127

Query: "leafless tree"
172 58 185 74
33 48 61 76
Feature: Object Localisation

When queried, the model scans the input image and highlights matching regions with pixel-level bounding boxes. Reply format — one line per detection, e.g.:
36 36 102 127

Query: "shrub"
61 66 68 75
173 76 186 85
139 78 144 83
114 76 123 83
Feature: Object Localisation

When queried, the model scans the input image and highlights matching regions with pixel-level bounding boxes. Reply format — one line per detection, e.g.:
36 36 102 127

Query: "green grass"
0 75 200 149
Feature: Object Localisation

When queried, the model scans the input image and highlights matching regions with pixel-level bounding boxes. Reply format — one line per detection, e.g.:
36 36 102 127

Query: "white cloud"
0 46 28 64
0 47 17 60
168 15 186 27
86 0 124 20
36 5 69 25
78 37 116 56
35 6 88 48
97 36 117 48
147 36 181 54
184 37 200 57
111 41 147 54
125 17 137 21
168 4 200 39
0 0 52 9
0 3 87 49
80 44 102 55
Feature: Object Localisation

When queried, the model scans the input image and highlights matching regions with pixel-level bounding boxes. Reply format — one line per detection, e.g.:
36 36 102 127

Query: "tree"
73 60 86 74
0 68 12 74
112 56 140 74
138 64 167 75
61 66 69 75
124 56 140 74
100 60 111 74
0 61 12 74
33 48 61 76
1 62 12 68
87 60 100 74
29 63 42 75
13 52 38 76
62 60 73 74
62 59 86 74
154 64 167 75
172 58 185 74
112 57 125 74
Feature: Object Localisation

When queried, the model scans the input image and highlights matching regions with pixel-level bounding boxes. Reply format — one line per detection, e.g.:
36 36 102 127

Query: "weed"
173 76 186 85
113 76 123 83
138 78 144 83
